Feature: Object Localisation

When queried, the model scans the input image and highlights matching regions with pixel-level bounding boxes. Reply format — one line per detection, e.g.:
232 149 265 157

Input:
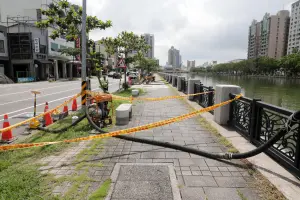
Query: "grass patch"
0 111 96 199
237 189 248 200
88 179 112 200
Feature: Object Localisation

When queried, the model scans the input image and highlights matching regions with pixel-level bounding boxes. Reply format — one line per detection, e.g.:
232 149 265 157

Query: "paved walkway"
98 79 262 200
41 77 266 199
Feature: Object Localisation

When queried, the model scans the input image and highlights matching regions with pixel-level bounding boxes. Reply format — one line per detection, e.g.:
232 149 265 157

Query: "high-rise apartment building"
187 60 195 68
168 46 181 68
287 1 300 54
143 34 154 59
248 10 290 59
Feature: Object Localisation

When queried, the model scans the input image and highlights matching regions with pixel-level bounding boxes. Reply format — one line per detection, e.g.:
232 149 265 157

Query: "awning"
34 60 53 65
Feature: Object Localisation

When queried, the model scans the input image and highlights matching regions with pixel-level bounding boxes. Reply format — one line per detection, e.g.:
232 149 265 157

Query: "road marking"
0 82 80 97
0 84 99 106
0 112 44 122
0 88 101 118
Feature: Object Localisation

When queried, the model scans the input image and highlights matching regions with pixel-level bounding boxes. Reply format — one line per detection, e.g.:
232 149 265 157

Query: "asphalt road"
0 77 121 140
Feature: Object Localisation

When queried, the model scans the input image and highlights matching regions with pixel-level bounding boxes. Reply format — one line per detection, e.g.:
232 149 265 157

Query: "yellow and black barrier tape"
0 94 242 151
0 93 81 133
86 90 213 102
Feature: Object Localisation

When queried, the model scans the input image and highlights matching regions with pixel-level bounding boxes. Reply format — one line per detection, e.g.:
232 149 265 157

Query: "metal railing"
194 83 215 114
174 77 178 87
229 93 300 177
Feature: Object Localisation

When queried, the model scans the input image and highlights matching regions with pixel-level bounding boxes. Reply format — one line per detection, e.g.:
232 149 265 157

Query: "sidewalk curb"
159 74 300 200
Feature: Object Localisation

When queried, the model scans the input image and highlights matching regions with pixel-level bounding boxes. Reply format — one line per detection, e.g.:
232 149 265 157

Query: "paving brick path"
41 78 262 200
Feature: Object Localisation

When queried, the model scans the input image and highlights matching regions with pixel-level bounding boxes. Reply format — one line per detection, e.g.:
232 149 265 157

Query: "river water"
184 73 300 111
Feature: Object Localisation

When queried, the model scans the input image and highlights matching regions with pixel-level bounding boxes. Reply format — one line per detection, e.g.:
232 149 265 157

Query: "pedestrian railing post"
249 98 261 143
208 86 214 107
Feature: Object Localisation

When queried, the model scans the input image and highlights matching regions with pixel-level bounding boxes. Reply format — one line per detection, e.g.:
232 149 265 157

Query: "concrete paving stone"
135 159 153 163
141 152 166 159
117 165 170 181
237 188 261 200
179 158 207 167
204 187 241 200
218 167 229 171
174 137 195 141
214 177 247 187
201 171 213 176
199 166 209 171
241 171 251 177
211 171 222 176
221 171 232 177
181 167 190 171
205 159 230 167
166 152 191 158
180 187 206 200
111 181 173 199
190 166 200 171
95 170 105 176
152 159 174 163
182 171 192 175
209 167 219 172
227 166 240 172
184 176 218 187
198 146 223 153
191 171 202 175
231 172 242 177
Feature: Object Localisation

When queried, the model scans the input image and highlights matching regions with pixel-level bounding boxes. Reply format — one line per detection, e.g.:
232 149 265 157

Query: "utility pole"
81 0 87 109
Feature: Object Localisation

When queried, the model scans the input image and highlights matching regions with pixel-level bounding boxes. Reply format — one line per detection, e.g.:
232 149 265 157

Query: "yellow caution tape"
0 94 242 151
86 90 213 102
0 93 81 133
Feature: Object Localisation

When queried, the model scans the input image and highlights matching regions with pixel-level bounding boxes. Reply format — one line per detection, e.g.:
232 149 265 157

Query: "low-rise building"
0 25 9 76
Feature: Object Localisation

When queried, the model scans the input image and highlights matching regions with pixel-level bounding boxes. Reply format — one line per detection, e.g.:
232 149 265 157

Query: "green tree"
101 31 149 87
36 0 112 42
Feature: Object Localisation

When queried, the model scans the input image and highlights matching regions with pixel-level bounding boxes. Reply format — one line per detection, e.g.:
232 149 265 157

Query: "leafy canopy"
36 0 112 41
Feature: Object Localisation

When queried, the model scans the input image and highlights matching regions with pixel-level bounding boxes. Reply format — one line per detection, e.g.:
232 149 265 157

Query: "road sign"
116 58 127 69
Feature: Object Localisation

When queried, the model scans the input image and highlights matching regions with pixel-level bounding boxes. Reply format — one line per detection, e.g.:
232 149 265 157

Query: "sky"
71 0 296 66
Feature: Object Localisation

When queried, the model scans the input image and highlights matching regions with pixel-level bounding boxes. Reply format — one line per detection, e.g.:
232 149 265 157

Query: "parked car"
108 71 115 77
113 72 121 79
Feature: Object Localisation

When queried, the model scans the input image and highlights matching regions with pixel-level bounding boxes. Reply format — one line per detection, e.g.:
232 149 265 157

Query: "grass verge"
88 179 112 200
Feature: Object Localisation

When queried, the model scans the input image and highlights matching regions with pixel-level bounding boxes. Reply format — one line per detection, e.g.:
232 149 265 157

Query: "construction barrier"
86 90 213 102
0 94 242 151
0 93 81 133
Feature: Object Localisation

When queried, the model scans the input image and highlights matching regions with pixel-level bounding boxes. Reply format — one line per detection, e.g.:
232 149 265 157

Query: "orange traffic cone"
44 102 49 112
44 104 53 126
63 104 69 118
72 99 77 111
2 114 13 142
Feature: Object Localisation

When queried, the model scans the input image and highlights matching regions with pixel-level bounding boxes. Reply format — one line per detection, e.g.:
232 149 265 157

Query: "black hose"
85 103 300 160
37 114 86 133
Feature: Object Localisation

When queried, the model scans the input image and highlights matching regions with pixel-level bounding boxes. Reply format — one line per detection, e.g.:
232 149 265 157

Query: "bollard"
172 75 177 87
177 76 182 91
214 85 241 125
188 79 200 100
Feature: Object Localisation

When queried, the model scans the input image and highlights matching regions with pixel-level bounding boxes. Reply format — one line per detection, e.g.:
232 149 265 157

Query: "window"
40 45 46 54
51 42 59 52
0 40 4 53
60 45 67 49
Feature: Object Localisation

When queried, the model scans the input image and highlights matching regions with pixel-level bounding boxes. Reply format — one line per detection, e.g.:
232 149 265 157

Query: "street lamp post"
81 0 87 109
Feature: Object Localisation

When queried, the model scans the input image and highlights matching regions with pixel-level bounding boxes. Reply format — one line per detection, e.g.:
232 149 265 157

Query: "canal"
185 73 300 111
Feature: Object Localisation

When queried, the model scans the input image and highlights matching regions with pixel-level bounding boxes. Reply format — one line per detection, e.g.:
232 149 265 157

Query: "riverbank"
187 72 300 79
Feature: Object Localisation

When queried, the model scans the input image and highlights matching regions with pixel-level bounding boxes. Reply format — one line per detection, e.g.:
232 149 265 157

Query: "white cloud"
70 0 296 66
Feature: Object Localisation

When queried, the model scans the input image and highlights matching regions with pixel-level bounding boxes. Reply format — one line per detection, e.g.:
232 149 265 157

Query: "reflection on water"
185 74 300 111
